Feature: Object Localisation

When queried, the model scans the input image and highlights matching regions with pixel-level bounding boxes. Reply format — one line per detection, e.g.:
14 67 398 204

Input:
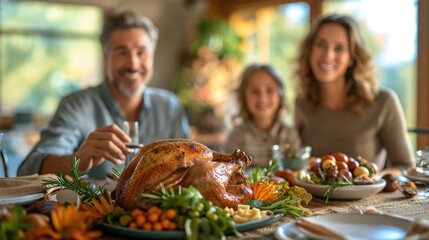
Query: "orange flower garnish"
91 194 114 214
79 203 105 226
24 204 101 240
251 180 281 203
79 193 115 225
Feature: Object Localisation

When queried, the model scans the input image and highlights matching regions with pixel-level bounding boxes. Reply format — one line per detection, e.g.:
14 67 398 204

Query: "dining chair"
408 127 429 135
0 133 9 178
408 127 429 150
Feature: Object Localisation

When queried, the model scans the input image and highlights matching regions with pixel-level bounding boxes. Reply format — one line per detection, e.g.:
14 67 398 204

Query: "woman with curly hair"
294 14 414 175
224 64 301 167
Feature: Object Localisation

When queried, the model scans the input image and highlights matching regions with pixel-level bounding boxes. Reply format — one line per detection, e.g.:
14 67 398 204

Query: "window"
229 2 310 123
0 1 103 116
323 0 418 146
227 0 419 147
0 1 103 177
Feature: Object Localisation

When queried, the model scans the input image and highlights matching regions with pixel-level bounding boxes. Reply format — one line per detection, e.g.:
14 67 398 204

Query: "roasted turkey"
111 139 253 210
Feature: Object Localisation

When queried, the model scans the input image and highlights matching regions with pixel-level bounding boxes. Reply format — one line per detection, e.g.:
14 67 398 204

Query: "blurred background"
1 0 428 177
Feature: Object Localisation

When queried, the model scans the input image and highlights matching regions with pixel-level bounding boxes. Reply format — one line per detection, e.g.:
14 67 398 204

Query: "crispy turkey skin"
111 139 253 210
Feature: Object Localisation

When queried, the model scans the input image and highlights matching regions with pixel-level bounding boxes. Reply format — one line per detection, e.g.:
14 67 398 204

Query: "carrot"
164 209 176 220
142 222 152 231
129 222 138 229
168 221 178 230
161 219 171 229
131 208 144 220
147 211 160 223
147 206 162 214
135 215 146 227
153 222 163 231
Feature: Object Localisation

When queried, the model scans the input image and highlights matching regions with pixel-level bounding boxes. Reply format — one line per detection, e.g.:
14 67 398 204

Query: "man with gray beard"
18 11 190 179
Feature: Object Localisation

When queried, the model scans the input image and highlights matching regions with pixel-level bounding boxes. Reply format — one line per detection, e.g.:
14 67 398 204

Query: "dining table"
97 179 429 240
1 172 428 240
226 188 429 239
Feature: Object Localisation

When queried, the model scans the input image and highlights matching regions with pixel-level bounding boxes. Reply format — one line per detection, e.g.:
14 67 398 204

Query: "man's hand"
74 124 131 170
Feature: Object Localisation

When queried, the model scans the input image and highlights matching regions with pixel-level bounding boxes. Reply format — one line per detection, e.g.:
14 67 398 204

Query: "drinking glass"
272 145 312 170
123 121 140 165
416 150 429 175
123 121 139 145
1 133 9 178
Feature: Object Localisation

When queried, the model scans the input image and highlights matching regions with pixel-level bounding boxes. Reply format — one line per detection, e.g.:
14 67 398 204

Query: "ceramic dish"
295 178 386 200
274 213 413 240
0 193 45 205
102 213 283 239
403 168 429 183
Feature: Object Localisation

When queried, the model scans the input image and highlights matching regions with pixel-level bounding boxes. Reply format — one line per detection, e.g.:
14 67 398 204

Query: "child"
223 64 301 166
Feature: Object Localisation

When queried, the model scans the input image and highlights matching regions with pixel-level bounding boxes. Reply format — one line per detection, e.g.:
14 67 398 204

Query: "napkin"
0 174 57 198
405 221 429 240
295 218 347 240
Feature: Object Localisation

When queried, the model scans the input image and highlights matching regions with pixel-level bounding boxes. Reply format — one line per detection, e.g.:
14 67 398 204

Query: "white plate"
274 214 413 240
295 179 386 200
0 193 45 205
403 168 429 183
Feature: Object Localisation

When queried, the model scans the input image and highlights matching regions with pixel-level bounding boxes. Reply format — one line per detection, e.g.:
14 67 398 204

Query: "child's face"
244 70 282 121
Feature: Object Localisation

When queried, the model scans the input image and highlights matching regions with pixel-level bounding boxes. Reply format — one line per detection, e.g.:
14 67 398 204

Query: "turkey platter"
111 139 253 210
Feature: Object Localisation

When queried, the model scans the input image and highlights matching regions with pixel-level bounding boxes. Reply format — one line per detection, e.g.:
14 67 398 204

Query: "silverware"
126 143 144 149
296 218 346 240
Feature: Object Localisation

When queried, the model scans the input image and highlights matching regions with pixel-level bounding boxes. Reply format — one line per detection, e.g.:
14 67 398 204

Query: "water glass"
416 150 429 175
123 121 140 165
1 133 9 178
272 145 312 170
123 121 139 145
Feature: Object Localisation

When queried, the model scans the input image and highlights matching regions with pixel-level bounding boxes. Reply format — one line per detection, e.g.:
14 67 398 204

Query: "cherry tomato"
347 157 360 172
338 169 353 182
333 152 349 163
321 155 336 163
310 161 321 173
307 157 320 168
336 161 349 171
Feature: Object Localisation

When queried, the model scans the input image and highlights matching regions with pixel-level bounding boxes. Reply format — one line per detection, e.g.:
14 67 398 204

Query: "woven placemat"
227 189 429 239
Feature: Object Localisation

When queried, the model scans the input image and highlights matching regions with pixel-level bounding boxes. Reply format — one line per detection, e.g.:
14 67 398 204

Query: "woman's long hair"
295 13 378 114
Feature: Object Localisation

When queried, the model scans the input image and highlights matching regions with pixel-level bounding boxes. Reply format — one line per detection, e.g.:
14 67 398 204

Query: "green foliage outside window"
172 18 244 132
0 1 103 116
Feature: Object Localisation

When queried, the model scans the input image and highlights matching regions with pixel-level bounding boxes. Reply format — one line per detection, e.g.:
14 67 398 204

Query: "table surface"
99 183 429 240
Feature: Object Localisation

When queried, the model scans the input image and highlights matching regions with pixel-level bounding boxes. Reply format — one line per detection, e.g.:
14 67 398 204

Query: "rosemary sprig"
323 181 353 203
42 157 104 203
308 171 353 203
